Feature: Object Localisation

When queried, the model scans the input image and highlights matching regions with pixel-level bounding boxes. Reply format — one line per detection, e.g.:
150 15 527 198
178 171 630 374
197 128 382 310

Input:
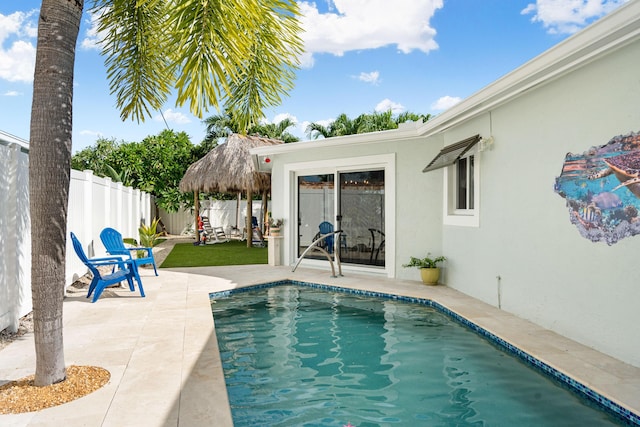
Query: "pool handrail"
292 230 343 277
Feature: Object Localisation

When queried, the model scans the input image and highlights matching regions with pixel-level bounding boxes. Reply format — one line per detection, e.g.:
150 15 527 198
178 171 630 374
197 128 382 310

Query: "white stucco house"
252 1 640 369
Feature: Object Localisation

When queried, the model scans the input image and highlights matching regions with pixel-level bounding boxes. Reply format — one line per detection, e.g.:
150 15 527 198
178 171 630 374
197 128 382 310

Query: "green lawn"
160 240 267 268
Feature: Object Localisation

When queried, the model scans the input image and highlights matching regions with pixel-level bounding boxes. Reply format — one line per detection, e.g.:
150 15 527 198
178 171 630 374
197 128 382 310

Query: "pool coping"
211 279 640 426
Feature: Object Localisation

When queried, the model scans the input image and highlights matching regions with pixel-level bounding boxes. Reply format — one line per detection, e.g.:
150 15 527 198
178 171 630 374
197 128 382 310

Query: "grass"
160 240 267 268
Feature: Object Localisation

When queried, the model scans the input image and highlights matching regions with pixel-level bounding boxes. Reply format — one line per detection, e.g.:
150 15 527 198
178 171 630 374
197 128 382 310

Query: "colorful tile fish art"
555 130 640 245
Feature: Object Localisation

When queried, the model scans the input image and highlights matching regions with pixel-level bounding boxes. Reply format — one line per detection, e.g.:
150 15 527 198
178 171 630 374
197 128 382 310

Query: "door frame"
284 153 396 277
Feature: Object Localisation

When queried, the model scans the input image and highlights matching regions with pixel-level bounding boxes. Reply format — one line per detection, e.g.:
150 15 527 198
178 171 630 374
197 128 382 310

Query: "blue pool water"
211 284 629 426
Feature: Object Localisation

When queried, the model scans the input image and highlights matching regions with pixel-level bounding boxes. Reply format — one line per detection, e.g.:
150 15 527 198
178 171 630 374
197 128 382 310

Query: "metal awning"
422 134 480 173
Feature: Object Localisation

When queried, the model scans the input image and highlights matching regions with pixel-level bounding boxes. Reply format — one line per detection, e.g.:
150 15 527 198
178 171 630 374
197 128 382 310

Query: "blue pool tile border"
210 280 640 426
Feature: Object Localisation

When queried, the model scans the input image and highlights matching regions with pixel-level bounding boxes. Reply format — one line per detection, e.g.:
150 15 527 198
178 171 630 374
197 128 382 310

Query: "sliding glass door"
297 174 334 259
296 169 385 267
338 170 385 266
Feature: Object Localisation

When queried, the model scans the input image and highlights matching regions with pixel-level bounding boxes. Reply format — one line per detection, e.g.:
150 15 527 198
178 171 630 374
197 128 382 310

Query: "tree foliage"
72 130 213 211
306 110 432 139
203 109 300 143
29 0 302 388
94 0 302 127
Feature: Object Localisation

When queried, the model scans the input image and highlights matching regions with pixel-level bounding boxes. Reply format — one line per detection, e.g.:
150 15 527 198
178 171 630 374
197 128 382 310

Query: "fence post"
115 181 123 233
133 188 140 238
82 170 94 256
104 177 112 230
3 144 19 332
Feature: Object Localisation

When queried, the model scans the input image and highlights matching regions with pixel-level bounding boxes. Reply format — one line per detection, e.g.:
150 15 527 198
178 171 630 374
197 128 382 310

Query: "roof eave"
251 1 640 167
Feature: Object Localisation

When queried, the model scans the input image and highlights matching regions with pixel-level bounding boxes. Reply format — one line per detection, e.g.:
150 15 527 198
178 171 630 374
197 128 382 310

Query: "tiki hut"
180 133 283 246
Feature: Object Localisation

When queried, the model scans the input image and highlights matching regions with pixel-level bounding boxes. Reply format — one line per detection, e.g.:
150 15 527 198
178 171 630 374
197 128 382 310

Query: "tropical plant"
204 109 299 143
202 110 237 144
103 164 132 185
268 217 284 228
139 218 163 248
250 118 299 142
71 137 122 177
71 131 222 211
29 0 302 386
306 110 431 140
402 254 446 269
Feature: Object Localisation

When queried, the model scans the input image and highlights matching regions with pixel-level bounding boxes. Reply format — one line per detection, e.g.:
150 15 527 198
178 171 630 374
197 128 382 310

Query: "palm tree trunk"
29 0 83 386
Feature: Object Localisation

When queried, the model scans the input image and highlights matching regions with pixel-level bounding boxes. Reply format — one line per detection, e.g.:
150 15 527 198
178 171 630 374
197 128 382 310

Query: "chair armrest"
128 246 151 251
127 247 153 255
90 255 128 262
86 257 131 268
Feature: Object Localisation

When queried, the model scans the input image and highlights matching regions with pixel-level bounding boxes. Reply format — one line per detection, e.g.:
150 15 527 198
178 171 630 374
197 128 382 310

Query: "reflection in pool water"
212 284 628 426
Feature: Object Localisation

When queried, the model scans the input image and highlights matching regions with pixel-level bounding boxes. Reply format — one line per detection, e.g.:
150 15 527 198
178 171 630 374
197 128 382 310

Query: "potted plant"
268 217 284 236
403 253 446 285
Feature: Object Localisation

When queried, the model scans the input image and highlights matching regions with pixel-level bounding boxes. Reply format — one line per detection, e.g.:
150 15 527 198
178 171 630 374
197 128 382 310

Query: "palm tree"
29 0 302 386
202 110 237 144
357 110 396 133
306 122 333 139
306 113 361 139
395 111 432 125
334 113 363 136
306 110 431 140
250 118 299 143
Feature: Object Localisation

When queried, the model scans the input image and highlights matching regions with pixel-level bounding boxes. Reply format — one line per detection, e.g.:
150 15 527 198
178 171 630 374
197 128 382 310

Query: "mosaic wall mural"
555 131 640 245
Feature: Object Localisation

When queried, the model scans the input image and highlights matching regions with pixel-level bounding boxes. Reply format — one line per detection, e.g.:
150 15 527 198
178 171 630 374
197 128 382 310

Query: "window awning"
422 134 480 173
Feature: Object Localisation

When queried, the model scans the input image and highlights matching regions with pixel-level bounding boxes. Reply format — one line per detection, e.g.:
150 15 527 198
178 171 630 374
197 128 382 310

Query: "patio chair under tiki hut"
180 133 283 247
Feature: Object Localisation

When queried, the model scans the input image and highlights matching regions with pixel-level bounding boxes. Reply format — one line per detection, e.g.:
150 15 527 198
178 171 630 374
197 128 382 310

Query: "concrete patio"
1 247 639 426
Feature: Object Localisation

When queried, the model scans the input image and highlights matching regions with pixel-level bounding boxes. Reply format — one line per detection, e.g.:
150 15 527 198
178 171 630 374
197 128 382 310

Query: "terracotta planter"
420 267 440 285
270 227 281 236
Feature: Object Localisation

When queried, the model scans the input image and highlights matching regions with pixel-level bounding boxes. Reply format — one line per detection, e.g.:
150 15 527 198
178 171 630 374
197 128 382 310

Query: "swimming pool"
211 282 636 426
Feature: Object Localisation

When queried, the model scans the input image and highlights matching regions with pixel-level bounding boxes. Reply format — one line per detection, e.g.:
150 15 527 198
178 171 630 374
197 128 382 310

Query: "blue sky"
0 0 629 152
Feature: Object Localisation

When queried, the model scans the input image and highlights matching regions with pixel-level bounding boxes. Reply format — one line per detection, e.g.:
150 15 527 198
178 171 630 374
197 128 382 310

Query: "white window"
423 135 480 227
445 147 479 226
455 154 474 212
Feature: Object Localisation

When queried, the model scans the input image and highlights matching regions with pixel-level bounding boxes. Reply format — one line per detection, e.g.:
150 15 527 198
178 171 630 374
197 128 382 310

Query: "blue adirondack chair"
100 227 158 288
318 221 334 254
70 232 142 303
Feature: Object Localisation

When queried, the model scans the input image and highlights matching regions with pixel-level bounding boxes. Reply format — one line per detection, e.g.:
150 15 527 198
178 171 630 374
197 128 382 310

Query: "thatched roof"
180 133 283 194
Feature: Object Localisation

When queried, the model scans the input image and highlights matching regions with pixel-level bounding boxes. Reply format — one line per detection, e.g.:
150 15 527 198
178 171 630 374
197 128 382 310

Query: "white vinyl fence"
66 170 153 286
0 130 153 333
159 198 270 237
0 131 30 334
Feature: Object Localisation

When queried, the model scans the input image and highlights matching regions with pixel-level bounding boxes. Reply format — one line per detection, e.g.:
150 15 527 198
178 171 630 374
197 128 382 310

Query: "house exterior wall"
440 39 640 367
268 133 444 278
264 9 640 367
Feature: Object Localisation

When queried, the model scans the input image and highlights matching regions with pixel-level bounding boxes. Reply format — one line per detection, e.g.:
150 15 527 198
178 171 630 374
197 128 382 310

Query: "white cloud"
431 95 461 111
0 10 38 83
155 109 191 125
79 129 103 137
3 90 21 96
375 98 404 114
81 11 104 50
299 0 443 67
522 0 628 34
272 112 298 125
356 71 381 85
